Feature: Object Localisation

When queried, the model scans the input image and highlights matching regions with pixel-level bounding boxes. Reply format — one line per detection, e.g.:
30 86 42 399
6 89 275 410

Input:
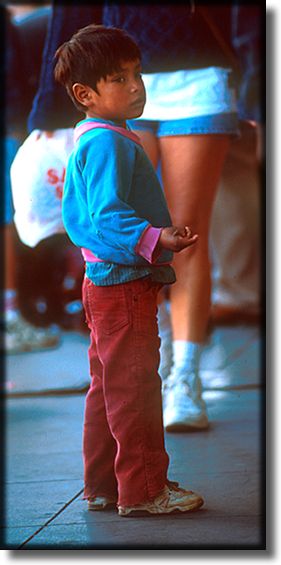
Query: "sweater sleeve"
135 225 162 263
27 2 102 131
79 133 150 258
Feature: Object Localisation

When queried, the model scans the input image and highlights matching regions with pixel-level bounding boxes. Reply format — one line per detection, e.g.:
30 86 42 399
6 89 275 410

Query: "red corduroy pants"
82 275 170 507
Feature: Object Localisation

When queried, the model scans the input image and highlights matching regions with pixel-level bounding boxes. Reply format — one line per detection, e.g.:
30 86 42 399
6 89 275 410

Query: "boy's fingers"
177 233 198 250
174 226 187 237
187 234 199 245
184 226 192 238
176 226 193 237
182 233 198 243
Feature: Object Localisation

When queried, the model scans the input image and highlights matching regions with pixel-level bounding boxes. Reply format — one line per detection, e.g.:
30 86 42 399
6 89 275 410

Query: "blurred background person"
4 3 61 354
5 4 90 356
210 2 262 326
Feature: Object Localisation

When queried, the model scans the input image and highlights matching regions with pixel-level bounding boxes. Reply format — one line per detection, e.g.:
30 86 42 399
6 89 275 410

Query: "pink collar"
74 121 142 146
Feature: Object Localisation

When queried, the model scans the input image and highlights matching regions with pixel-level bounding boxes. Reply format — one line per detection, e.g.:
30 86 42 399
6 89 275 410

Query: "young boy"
54 24 204 517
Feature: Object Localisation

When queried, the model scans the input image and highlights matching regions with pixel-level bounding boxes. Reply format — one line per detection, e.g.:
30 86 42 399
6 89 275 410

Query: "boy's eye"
113 76 126 83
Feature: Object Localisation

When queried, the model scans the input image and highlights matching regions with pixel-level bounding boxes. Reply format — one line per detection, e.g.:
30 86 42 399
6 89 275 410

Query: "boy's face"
73 59 146 125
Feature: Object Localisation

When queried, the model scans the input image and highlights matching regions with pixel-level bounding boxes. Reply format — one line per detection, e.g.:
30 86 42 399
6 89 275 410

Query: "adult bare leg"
160 134 230 342
159 134 230 430
132 129 173 380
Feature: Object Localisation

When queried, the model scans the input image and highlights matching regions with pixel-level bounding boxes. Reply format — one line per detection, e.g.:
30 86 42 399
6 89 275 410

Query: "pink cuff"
81 248 104 262
135 226 162 264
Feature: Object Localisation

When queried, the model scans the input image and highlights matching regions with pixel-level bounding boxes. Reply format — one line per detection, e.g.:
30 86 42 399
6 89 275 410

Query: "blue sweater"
62 118 175 286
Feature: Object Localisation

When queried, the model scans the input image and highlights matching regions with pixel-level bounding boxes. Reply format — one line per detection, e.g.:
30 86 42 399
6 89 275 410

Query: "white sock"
172 340 202 373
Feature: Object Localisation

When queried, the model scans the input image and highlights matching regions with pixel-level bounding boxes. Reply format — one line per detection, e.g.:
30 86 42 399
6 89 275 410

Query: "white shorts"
137 67 237 121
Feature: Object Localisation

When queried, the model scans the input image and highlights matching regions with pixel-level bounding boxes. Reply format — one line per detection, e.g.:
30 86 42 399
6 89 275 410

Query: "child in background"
54 24 203 517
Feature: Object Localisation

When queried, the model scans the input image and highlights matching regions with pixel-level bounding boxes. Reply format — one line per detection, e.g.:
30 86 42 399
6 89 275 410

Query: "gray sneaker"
5 315 60 354
88 496 117 511
118 483 204 517
163 371 209 432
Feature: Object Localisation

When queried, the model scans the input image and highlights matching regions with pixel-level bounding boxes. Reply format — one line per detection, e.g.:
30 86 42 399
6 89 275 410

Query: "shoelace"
162 377 192 397
154 484 195 508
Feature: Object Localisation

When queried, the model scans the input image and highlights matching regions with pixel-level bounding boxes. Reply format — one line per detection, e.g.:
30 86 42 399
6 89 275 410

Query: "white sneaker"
118 482 204 517
163 371 209 431
88 496 116 511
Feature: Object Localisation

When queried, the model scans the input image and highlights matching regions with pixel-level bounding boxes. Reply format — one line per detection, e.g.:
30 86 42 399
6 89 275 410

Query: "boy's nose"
130 79 142 93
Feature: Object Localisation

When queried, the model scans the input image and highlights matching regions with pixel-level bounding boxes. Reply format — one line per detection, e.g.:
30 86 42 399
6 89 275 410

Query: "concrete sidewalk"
3 324 265 550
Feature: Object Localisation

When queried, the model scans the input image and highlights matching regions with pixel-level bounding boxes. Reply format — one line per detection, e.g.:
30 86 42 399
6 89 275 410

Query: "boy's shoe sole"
118 499 203 517
118 485 204 517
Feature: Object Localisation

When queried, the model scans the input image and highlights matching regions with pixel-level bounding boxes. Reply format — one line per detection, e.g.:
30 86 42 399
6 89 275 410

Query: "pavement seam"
16 487 84 549
221 335 260 369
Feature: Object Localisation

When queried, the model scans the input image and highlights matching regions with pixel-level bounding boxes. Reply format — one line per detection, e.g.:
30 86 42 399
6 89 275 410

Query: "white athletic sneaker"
88 496 117 511
163 371 209 431
118 482 204 517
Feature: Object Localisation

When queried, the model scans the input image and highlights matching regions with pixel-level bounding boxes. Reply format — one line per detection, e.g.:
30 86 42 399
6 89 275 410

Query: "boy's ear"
72 83 95 106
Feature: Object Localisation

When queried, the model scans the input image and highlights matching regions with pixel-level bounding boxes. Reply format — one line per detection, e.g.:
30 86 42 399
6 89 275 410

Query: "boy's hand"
159 226 198 252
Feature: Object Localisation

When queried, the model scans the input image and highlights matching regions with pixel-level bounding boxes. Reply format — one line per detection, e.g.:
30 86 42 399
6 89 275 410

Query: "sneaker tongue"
166 481 193 495
166 480 179 489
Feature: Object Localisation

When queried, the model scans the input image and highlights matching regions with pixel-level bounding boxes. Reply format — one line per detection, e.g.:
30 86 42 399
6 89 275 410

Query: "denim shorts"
128 67 239 137
128 112 239 137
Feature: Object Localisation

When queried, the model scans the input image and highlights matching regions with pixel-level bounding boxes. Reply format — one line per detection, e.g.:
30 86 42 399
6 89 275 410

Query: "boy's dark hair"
54 24 141 112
